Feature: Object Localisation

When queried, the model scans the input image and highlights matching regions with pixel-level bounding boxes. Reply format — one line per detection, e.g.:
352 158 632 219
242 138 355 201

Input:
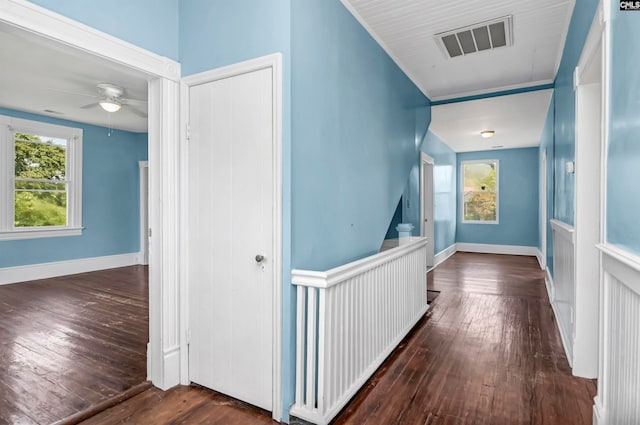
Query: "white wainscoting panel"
291 237 428 425
0 252 140 285
549 219 575 366
594 244 640 424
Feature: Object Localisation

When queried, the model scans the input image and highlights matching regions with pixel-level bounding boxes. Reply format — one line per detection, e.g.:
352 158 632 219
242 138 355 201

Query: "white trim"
550 219 576 243
432 243 457 269
551 295 574 368
0 227 83 240
138 161 149 266
0 0 180 81
180 53 283 421
456 242 537 257
545 268 555 303
597 243 640 277
293 238 428 289
419 152 435 267
593 400 605 425
544 267 574 367
536 249 545 270
460 159 499 224
541 148 548 270
0 252 140 285
430 79 555 103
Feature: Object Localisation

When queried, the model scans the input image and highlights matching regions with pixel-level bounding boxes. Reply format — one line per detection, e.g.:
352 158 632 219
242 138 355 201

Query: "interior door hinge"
186 123 191 141
186 328 191 345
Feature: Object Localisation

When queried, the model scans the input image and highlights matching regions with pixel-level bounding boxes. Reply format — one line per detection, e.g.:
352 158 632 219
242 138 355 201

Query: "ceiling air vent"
436 16 513 59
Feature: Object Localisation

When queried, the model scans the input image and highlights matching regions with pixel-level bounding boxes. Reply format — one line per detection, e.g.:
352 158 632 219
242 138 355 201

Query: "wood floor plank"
0 266 148 424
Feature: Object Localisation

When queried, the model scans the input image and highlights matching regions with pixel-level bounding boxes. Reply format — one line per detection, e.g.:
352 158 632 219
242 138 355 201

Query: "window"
1 115 83 240
462 160 498 223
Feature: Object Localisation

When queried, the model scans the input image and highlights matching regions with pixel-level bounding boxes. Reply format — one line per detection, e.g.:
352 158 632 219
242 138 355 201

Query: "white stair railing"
290 237 428 424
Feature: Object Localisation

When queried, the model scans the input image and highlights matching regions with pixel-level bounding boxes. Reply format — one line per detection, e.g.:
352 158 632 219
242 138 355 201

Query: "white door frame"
420 152 435 266
541 149 547 270
180 53 283 421
0 0 183 390
139 161 149 265
572 0 607 379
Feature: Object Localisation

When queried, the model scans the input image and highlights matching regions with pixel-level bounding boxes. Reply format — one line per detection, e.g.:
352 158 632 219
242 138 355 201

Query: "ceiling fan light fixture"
99 99 121 113
480 130 495 138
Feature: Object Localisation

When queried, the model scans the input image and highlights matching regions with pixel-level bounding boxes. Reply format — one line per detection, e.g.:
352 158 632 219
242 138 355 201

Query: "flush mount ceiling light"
99 98 122 113
480 130 495 138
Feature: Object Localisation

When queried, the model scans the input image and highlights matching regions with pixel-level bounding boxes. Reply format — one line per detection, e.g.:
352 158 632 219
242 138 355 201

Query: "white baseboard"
0 252 141 285
536 249 546 269
456 242 538 257
545 268 555 303
160 345 181 391
593 398 605 425
550 297 573 369
433 243 457 269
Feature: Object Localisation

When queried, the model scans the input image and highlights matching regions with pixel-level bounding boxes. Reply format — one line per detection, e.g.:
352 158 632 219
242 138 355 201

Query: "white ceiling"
341 0 574 101
0 24 149 133
429 90 553 153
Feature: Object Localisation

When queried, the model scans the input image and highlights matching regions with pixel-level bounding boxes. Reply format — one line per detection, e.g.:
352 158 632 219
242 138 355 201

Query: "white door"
188 67 274 411
421 154 435 267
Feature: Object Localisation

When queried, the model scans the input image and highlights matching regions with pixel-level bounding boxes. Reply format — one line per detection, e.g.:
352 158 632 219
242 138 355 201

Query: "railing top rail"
292 237 428 289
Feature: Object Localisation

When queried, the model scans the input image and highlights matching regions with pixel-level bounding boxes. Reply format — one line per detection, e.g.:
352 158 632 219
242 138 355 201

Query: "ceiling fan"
49 83 148 118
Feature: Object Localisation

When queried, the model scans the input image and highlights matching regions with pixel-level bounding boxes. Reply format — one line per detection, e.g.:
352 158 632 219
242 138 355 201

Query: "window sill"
0 227 83 241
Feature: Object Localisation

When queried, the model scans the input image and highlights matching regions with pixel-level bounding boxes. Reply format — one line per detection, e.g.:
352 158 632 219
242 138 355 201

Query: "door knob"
255 255 265 263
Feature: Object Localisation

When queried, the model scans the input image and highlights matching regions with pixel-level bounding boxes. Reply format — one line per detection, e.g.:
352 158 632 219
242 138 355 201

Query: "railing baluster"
305 288 317 411
295 286 306 406
291 238 429 424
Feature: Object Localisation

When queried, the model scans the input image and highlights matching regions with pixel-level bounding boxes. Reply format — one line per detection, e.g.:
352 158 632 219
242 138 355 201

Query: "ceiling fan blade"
122 97 147 105
125 104 148 118
80 102 98 109
46 87 99 99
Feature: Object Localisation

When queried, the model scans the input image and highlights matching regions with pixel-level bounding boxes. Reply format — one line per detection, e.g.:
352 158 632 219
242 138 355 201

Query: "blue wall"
26 0 179 60
384 198 403 240
552 0 599 225
539 97 555 274
0 108 148 268
291 0 428 271
420 131 457 254
456 148 539 247
607 5 640 256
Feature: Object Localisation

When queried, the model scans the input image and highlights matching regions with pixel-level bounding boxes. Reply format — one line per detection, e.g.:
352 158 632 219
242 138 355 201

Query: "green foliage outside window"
14 133 68 227
463 162 497 222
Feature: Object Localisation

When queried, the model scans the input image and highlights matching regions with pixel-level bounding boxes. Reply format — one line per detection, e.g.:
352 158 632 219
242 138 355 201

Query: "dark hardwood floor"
333 252 596 425
75 252 596 425
0 266 148 425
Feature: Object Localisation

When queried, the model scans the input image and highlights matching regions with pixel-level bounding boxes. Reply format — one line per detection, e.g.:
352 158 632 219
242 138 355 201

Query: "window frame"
0 115 83 240
461 159 499 224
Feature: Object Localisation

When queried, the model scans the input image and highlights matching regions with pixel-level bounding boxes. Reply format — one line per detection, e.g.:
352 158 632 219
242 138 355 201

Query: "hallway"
77 253 595 424
334 252 595 424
